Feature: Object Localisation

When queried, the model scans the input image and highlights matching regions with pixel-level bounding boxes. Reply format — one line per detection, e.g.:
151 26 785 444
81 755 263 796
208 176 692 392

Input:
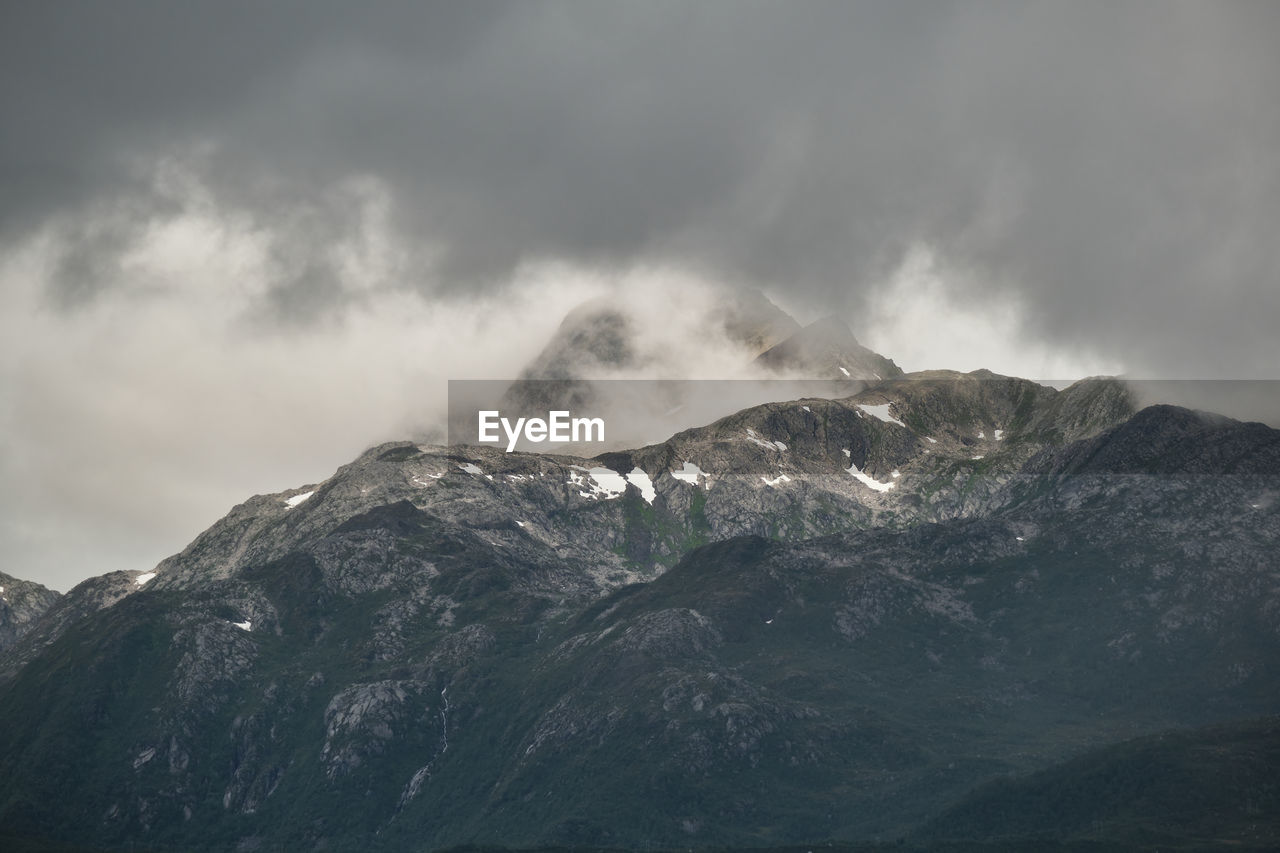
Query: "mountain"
515 289 803 382
755 316 905 381
0 372 1277 851
0 572 59 653
920 715 1280 848
0 568 157 680
502 293 872 434
501 299 636 418
517 299 637 382
713 286 803 356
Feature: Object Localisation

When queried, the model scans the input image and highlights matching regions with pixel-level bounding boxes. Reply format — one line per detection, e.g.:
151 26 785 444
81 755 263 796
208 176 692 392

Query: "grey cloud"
3 1 1279 376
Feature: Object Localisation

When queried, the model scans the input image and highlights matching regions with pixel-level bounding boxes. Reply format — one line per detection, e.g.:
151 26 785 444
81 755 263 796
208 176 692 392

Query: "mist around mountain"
0 300 1277 853
498 291 903 452
755 316 904 382
501 288 808 423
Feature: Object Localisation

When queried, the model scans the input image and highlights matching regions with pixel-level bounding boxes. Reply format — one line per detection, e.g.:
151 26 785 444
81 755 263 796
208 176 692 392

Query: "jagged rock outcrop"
0 568 150 677
0 571 59 652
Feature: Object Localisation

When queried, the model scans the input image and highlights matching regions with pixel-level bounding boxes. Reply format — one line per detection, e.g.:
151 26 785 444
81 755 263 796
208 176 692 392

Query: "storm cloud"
4 1 1277 367
2 1 1278 588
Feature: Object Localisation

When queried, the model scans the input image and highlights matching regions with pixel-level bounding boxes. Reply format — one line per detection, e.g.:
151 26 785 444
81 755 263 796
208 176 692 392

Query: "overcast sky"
3 1 1278 590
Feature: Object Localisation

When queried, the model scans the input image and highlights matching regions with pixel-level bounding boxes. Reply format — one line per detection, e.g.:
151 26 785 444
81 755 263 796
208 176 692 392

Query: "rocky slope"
0 572 59 653
0 568 160 679
0 372 1276 851
920 716 1280 848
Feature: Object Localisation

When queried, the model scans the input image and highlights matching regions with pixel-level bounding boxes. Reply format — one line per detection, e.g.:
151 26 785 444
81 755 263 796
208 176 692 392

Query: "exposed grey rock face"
321 679 435 779
1025 402 1280 476
0 571 59 652
0 568 149 677
17 372 1125 615
119 373 1102 605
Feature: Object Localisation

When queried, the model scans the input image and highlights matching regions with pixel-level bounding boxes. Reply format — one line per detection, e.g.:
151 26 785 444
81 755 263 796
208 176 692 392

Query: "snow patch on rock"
626 468 656 504
858 403 905 427
671 462 706 486
846 458 895 492
568 465 628 500
745 428 787 452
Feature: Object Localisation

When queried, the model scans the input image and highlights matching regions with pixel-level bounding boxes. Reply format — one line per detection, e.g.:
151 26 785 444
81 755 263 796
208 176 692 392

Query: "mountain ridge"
0 572 59 654
0 369 1276 851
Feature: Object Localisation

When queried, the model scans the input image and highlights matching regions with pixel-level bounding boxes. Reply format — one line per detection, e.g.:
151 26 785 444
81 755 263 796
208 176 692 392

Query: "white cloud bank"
859 244 1125 380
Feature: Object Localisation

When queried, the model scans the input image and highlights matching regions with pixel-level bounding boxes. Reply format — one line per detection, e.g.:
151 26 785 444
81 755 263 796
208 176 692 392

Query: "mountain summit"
502 292 900 440
516 288 803 382
517 298 636 381
756 315 904 381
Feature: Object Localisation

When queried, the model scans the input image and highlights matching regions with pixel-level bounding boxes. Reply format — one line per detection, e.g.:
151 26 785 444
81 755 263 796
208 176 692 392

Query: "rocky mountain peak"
0 571 60 653
755 315 904 381
519 298 635 380
517 289 804 383
711 287 801 356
